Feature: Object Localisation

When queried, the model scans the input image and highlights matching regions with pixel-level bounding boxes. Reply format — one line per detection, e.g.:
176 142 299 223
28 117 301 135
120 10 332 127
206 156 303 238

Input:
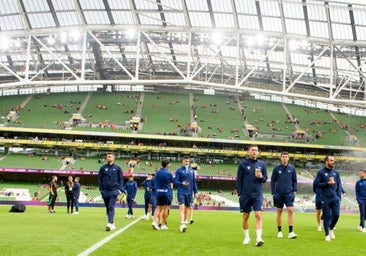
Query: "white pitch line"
78 216 143 256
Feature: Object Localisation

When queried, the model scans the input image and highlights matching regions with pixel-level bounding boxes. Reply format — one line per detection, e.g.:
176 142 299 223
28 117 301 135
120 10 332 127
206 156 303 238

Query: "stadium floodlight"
212 32 222 45
126 29 136 39
0 36 10 50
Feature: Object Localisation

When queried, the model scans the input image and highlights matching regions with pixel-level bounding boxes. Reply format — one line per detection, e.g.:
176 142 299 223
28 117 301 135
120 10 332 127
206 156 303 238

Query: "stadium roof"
1 0 366 107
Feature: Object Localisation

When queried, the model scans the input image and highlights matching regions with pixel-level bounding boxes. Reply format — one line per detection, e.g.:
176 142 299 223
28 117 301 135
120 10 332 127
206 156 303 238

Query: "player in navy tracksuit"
98 152 124 231
313 178 323 231
236 145 267 247
355 169 366 232
271 152 297 239
151 159 174 231
314 156 343 241
141 174 156 220
123 174 138 219
175 156 198 233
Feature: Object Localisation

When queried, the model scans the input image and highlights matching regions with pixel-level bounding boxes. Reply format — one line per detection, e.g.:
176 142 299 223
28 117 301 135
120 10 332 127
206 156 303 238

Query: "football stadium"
1 0 366 255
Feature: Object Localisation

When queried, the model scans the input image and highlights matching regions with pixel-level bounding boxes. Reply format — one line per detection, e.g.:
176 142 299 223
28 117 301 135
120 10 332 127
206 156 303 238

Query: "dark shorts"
315 198 322 210
156 192 171 206
239 194 263 213
273 192 295 208
177 193 193 207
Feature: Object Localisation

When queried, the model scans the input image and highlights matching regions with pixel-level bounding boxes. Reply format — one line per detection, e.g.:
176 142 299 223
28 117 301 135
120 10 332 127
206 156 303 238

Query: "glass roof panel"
235 0 257 15
56 12 81 27
285 19 307 35
28 13 56 28
353 8 366 25
188 12 212 28
112 11 134 25
238 15 259 30
214 13 234 28
282 0 304 19
0 0 20 14
186 0 209 11
332 23 353 40
329 4 351 23
51 0 75 11
309 21 329 38
22 0 50 12
314 56 331 68
355 26 366 41
107 0 130 9
84 11 110 25
164 12 186 26
79 0 105 9
160 0 183 10
210 0 233 12
220 46 237 58
262 17 282 32
260 0 280 16
0 15 24 30
134 0 158 10
336 58 354 70
268 51 285 63
306 2 327 21
139 13 163 25
290 52 309 65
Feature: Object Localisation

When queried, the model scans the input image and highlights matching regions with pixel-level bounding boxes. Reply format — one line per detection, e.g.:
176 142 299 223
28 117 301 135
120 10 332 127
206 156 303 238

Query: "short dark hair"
324 155 333 162
248 144 258 150
161 159 170 168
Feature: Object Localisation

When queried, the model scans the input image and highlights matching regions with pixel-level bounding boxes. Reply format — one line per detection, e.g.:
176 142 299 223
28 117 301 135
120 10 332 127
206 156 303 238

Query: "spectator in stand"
123 174 138 219
72 176 81 214
64 176 74 214
47 175 58 214
98 152 123 231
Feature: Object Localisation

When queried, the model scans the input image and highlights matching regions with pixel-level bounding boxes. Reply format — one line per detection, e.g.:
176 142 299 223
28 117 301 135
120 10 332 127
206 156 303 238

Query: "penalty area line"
78 216 143 256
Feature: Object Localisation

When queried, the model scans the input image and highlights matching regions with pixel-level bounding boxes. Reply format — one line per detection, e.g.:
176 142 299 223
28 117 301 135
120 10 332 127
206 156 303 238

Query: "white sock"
243 229 249 239
256 229 262 240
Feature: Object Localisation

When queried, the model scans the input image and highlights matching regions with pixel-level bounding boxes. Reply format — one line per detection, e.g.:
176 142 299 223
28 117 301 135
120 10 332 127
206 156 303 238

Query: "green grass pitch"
0 205 364 256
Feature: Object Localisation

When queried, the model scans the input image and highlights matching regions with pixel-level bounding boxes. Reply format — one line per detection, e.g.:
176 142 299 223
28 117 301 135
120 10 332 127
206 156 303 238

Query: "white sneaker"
329 230 336 240
180 224 187 233
317 226 322 232
288 232 297 239
110 223 116 230
361 228 366 233
242 237 251 245
152 222 160 230
72 212 79 215
325 235 331 242
255 239 264 247
277 231 283 238
160 225 168 230
105 223 111 231
142 215 149 221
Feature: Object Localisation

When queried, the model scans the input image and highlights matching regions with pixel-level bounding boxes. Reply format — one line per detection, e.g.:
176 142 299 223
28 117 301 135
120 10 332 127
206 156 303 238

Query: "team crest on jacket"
279 171 282 174
247 166 250 170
